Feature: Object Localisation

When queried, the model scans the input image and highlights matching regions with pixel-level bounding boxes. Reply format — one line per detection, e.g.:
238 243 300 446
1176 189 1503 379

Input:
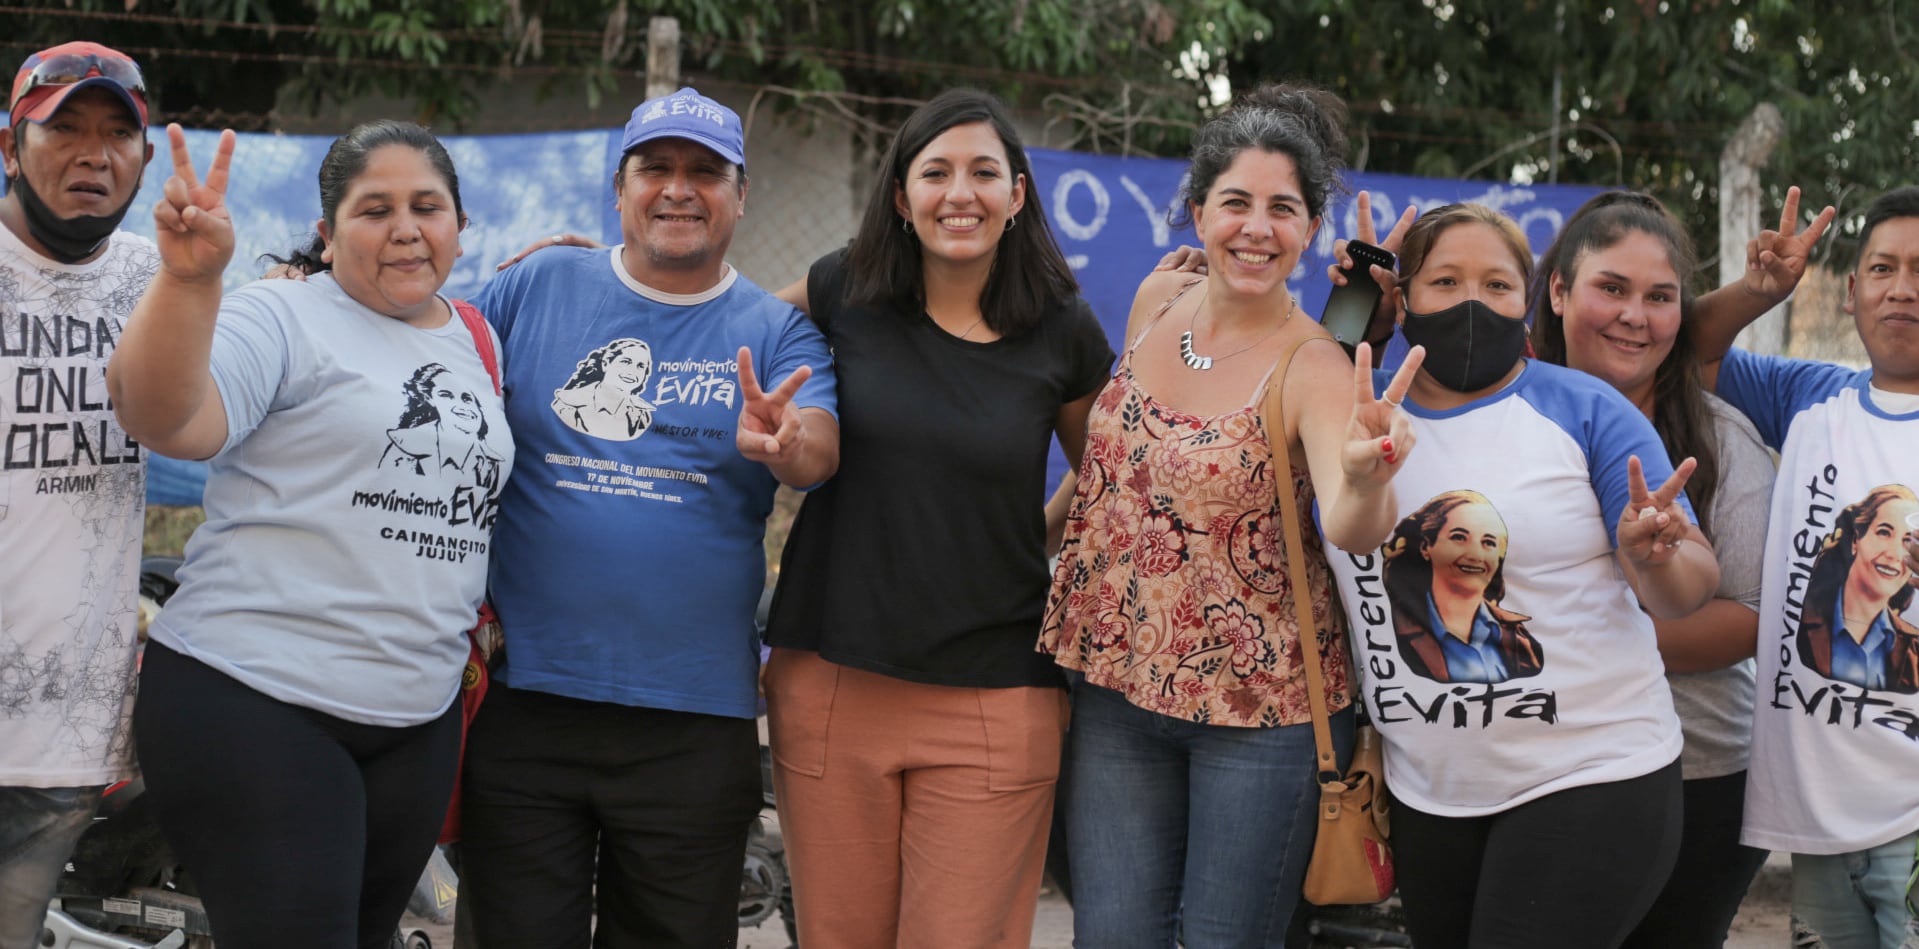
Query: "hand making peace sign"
153 124 238 283
1742 185 1836 305
1617 455 1699 566
1340 341 1425 484
734 346 814 467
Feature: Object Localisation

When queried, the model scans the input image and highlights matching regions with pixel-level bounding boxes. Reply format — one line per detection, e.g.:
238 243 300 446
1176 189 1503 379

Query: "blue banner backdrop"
0 119 1602 504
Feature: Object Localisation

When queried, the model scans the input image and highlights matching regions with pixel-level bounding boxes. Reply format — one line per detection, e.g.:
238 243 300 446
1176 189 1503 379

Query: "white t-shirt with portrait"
1720 348 1919 855
1324 360 1688 818
150 274 513 726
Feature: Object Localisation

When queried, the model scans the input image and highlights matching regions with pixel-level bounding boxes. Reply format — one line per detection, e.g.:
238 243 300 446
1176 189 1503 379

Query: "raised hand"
1617 455 1698 565
1328 191 1416 350
153 124 236 283
734 345 813 466
1326 189 1416 287
1340 342 1424 484
1742 185 1835 305
495 232 601 271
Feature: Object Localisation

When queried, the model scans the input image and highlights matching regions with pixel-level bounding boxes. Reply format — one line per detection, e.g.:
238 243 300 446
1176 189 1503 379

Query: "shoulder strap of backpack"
451 299 501 395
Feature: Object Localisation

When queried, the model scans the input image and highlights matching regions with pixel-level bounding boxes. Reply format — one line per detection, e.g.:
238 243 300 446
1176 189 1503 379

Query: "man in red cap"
0 41 157 949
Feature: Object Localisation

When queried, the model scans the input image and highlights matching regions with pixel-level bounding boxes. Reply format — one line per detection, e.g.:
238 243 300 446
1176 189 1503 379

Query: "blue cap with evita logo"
620 87 745 170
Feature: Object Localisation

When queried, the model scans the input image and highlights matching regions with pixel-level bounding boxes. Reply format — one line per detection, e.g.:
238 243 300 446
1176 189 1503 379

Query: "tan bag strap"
1261 334 1344 785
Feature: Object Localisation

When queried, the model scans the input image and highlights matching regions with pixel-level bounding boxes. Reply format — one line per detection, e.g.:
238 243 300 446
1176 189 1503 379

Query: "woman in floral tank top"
1037 83 1426 948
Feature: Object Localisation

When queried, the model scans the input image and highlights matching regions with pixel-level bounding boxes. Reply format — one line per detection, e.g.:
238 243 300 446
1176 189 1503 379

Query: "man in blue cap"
459 86 839 946
0 41 156 949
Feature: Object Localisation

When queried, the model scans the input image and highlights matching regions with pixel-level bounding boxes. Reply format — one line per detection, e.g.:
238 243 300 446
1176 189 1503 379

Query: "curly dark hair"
1170 82 1350 229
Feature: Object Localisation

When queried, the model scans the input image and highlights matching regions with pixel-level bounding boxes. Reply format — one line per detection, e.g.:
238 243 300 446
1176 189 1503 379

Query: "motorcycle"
740 745 797 942
743 590 799 945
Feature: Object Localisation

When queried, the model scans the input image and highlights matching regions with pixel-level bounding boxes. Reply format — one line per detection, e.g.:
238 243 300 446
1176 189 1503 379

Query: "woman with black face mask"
1316 203 1723 949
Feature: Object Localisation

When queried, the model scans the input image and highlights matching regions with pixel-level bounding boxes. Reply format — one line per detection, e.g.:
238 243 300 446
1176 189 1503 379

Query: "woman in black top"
761 88 1112 948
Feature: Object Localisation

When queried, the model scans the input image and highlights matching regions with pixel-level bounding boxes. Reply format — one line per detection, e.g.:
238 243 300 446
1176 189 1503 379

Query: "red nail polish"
1380 437 1394 456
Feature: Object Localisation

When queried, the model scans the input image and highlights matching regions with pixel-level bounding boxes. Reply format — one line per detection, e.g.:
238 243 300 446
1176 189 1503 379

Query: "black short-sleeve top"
763 248 1114 688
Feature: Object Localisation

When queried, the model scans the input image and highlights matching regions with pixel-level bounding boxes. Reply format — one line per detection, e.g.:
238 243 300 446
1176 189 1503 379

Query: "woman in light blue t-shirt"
108 120 509 948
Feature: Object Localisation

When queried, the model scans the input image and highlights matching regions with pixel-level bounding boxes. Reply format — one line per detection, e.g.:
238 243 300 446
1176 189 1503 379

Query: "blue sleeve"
1584 392 1693 546
207 284 293 455
1715 348 1857 450
1523 366 1695 548
766 305 838 419
470 257 526 341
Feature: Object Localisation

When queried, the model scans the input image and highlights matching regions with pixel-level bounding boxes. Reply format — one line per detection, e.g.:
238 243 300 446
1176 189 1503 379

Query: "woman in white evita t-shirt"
1528 191 1779 948
1320 202 1721 948
107 120 511 947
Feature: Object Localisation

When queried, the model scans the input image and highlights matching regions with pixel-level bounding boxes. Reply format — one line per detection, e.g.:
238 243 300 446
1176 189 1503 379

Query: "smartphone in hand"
1322 240 1396 350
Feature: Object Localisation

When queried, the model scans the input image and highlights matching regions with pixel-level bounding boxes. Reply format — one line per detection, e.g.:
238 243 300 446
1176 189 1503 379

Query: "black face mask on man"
1397 299 1528 393
9 165 137 264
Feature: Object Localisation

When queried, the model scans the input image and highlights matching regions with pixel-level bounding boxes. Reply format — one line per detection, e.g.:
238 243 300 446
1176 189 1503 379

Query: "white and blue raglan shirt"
475 246 836 720
1323 360 1689 818
1719 348 1919 855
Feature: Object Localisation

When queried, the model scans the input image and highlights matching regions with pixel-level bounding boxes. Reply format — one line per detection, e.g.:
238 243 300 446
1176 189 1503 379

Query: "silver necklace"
1180 296 1297 370
956 317 985 341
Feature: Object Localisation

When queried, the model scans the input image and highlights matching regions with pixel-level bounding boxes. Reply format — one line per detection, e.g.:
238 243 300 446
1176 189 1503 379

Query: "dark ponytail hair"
1529 191 1720 534
845 88 1077 339
263 120 465 275
1172 82 1350 227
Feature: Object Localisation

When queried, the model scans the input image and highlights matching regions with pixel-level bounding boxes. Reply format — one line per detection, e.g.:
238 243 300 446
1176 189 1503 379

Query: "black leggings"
1392 759 1683 949
133 642 461 949
1619 770 1770 948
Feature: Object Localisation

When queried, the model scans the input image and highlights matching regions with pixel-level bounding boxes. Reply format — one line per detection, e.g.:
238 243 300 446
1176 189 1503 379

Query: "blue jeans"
1794 832 1919 949
0 785 105 949
1064 680 1352 949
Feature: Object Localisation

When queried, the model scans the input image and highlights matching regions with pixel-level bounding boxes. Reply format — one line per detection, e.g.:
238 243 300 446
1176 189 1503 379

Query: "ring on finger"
1382 398 1402 411
551 234 565 245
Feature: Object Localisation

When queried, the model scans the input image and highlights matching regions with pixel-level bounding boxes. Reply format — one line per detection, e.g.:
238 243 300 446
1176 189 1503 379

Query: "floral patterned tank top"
1038 287 1352 727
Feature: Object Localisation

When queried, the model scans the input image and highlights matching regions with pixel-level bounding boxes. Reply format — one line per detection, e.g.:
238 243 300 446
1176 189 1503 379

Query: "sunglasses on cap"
12 52 147 110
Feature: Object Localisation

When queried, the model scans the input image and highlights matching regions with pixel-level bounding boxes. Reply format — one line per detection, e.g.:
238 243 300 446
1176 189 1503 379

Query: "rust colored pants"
764 647 1067 949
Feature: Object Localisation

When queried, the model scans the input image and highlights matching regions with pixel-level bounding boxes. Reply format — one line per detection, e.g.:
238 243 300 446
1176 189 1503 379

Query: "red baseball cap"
9 42 148 129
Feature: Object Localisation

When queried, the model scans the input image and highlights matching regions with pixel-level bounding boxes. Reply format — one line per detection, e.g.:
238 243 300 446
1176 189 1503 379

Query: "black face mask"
1398 299 1528 393
10 167 136 264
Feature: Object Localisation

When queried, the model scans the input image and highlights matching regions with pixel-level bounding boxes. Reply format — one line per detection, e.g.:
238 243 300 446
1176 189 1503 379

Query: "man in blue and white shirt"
1697 185 1919 949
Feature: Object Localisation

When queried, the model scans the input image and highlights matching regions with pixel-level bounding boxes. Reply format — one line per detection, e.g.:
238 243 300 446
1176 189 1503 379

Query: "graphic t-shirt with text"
475 246 837 720
0 226 153 785
150 275 511 727
1324 361 1688 818
1720 348 1919 855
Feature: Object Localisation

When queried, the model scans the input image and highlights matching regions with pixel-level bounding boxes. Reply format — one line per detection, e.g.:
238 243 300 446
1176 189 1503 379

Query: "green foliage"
8 0 1267 139
1232 0 1919 271
11 0 1907 272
